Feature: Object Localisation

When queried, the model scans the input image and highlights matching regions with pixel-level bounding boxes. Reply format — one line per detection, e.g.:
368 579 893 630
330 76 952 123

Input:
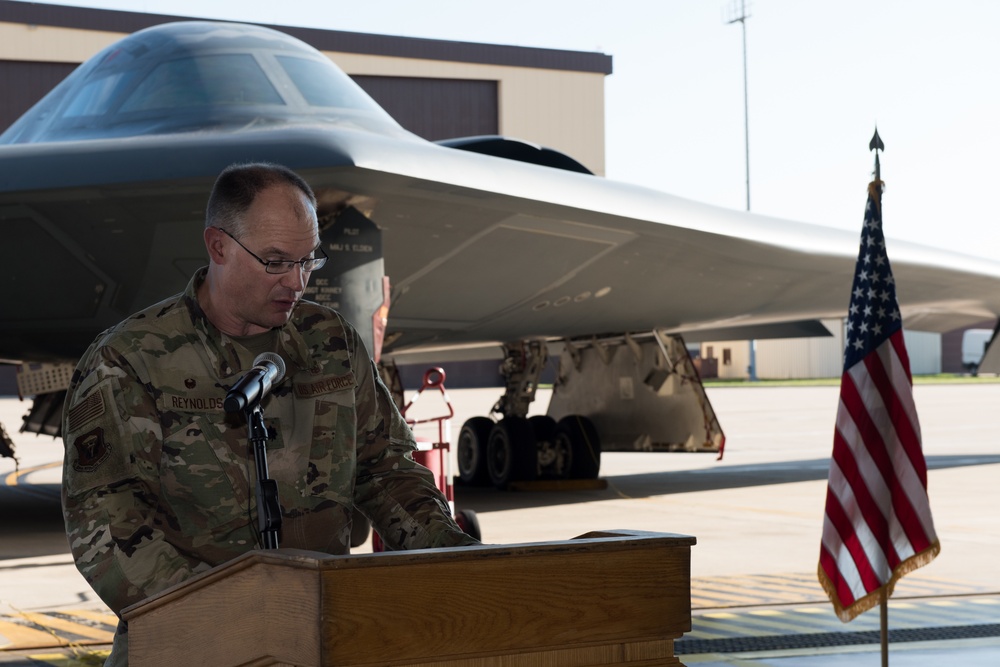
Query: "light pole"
726 0 756 381
726 0 751 213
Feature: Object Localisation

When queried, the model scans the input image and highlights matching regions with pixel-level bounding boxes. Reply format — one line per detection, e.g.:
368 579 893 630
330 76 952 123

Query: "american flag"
818 180 940 622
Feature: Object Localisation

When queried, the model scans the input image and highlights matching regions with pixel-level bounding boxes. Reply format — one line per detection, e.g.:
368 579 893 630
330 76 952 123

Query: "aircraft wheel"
350 508 371 548
487 417 537 489
455 508 482 541
556 415 601 479
457 416 493 485
530 415 571 479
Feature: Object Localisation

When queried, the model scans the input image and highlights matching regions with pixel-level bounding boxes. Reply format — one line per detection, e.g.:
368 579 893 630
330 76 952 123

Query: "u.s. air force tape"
295 372 355 398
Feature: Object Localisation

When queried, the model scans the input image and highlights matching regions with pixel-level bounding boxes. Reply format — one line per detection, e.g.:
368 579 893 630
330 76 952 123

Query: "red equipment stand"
372 368 481 551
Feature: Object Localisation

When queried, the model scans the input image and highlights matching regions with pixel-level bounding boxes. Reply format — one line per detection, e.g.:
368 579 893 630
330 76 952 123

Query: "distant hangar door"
351 75 498 141
0 61 78 133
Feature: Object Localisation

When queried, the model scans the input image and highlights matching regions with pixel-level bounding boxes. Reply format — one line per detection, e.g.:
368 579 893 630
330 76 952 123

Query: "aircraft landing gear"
485 416 536 488
457 340 601 489
528 415 564 478
553 414 600 480
0 422 16 463
456 416 492 485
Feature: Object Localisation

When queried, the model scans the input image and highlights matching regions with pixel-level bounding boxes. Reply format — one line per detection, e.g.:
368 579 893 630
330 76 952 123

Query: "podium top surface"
124 529 695 618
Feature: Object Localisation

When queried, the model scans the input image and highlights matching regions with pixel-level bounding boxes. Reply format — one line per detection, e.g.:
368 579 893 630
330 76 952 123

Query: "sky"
26 0 1000 260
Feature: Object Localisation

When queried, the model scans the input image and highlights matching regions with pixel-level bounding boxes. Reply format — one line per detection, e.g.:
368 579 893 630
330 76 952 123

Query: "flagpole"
881 588 889 666
871 127 888 667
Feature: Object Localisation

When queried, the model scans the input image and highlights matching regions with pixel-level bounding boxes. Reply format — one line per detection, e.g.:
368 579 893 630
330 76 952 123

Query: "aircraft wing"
3 123 1000 365
327 131 1000 348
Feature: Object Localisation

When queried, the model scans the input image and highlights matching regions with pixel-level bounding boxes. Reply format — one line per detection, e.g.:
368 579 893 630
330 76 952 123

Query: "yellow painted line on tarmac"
0 619 64 649
727 609 828 635
752 573 829 597
0 650 111 666
794 606 827 614
692 574 828 608
692 572 997 610
22 655 76 667
58 610 117 627
15 613 111 642
686 614 755 640
689 609 846 639
3 461 61 487
0 609 116 653
908 574 997 596
691 608 841 637
693 587 768 607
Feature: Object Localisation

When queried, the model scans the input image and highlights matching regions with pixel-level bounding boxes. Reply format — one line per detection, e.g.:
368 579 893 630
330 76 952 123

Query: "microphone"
224 352 286 413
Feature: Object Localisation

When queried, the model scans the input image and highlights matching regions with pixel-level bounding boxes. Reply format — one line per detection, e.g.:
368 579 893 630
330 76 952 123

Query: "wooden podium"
122 529 695 666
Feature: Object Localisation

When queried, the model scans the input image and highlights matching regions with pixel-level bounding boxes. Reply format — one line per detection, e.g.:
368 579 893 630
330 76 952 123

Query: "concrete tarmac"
1 383 999 665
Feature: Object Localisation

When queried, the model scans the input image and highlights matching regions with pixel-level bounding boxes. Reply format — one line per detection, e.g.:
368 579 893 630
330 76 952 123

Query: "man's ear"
205 227 227 264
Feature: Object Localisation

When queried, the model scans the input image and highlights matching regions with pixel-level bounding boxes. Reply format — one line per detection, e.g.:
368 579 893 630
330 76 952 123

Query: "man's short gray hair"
205 162 317 238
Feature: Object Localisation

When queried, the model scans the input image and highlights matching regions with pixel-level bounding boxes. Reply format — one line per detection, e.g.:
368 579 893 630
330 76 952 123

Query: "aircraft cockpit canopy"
0 21 407 144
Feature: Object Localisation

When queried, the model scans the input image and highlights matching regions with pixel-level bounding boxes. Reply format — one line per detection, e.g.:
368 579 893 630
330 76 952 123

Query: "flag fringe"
868 179 884 213
818 539 941 623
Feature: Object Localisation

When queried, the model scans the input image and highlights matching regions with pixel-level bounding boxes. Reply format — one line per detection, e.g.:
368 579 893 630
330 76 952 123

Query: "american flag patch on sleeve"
67 388 106 432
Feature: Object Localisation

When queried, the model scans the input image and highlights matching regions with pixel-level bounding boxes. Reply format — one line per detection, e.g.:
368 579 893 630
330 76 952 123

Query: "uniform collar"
181 267 314 379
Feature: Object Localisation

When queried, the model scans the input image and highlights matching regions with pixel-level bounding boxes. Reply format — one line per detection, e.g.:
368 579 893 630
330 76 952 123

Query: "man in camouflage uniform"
61 162 477 666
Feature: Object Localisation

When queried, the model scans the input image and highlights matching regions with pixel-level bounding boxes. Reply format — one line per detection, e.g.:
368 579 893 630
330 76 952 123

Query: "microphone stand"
246 404 281 549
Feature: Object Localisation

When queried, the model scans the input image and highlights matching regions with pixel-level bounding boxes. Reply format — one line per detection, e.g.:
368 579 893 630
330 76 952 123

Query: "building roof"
0 0 613 74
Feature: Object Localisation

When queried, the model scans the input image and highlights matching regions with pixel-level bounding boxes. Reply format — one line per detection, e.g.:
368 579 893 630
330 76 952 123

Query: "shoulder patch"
66 389 106 433
295 372 355 398
72 427 111 472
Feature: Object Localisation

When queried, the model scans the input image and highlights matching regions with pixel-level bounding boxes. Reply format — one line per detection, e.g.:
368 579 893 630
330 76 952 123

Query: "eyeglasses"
215 227 327 274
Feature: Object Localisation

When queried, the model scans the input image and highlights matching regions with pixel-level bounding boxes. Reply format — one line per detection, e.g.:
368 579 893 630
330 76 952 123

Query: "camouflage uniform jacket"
62 268 476 620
